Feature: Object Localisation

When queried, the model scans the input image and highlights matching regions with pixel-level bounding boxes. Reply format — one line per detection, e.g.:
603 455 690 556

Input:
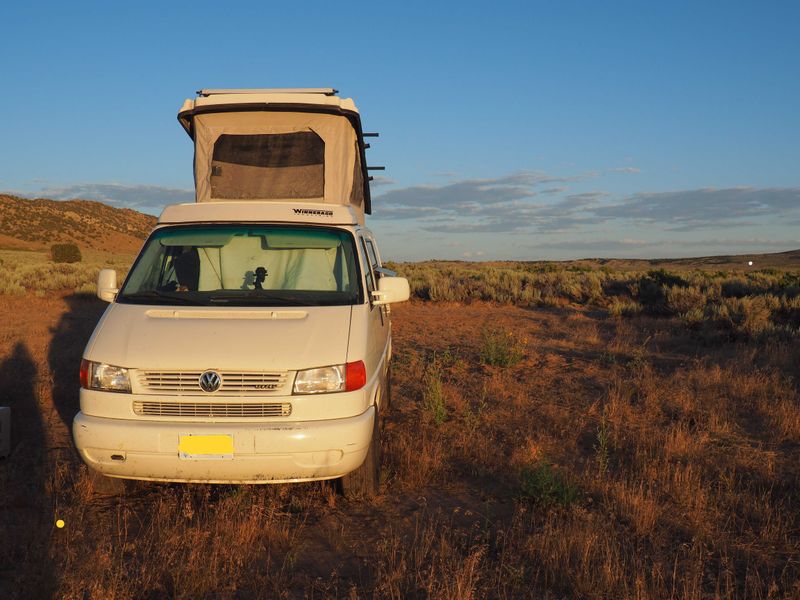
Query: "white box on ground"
0 406 10 458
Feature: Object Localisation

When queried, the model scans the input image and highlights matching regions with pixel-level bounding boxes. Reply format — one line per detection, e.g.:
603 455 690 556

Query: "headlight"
80 359 131 393
293 364 345 394
293 361 366 394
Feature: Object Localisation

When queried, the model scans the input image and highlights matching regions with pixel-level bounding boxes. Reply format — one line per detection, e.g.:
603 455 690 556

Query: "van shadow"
0 342 55 598
48 294 108 432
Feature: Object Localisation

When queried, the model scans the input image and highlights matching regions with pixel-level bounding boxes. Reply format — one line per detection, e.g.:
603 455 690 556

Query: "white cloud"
369 175 397 187
372 170 609 233
526 237 800 258
378 179 800 235
8 174 799 261
8 182 193 212
595 186 800 230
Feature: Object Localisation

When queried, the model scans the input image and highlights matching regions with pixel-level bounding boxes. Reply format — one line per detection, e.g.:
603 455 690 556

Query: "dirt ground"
0 293 798 599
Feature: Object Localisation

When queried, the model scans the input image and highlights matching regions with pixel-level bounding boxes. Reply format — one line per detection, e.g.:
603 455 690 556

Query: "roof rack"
196 88 338 97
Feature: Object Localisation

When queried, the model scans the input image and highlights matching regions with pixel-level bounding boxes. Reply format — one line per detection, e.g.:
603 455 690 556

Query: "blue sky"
1 1 798 261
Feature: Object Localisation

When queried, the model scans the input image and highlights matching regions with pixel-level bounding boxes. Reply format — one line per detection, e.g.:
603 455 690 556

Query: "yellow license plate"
179 434 234 459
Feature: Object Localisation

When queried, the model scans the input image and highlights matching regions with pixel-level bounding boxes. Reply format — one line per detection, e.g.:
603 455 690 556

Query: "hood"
84 303 352 372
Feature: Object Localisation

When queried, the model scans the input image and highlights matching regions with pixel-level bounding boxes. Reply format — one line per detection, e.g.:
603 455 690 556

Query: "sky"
1 0 798 261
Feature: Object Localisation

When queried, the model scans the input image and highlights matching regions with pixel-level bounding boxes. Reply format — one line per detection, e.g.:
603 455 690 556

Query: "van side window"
359 237 375 298
365 239 380 270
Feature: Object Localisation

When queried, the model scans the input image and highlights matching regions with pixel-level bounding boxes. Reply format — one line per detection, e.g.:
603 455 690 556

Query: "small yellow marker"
56 519 65 529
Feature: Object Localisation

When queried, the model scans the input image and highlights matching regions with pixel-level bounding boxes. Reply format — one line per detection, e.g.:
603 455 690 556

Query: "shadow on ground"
0 294 106 598
0 342 55 598
48 294 107 431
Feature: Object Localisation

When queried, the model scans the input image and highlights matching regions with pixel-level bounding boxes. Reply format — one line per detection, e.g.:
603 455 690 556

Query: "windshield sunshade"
119 225 361 307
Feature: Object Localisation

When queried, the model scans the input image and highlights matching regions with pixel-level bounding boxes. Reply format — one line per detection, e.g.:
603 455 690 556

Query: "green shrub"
518 461 577 508
51 243 82 263
594 413 612 478
423 359 447 426
480 327 525 367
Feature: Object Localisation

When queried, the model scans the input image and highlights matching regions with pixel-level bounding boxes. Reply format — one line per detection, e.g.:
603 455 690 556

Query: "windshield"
118 225 361 306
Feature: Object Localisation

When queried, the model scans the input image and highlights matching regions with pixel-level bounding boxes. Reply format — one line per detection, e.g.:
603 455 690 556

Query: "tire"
88 468 129 496
340 410 381 499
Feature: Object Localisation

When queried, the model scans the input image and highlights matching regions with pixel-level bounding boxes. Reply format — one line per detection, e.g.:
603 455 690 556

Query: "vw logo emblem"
199 370 222 393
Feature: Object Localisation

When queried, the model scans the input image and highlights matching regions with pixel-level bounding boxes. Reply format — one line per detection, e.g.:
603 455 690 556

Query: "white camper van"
72 89 409 496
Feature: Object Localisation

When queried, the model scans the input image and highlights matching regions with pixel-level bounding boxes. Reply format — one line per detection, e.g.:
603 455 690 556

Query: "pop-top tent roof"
178 89 372 218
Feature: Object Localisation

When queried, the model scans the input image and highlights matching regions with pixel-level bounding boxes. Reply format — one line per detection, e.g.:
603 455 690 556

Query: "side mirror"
97 269 118 303
371 276 410 306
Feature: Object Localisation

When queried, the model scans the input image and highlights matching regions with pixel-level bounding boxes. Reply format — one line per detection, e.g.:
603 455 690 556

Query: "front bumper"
72 406 375 483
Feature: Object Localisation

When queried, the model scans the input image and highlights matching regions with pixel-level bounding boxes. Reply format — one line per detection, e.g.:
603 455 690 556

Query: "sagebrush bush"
636 275 669 314
394 261 800 341
680 307 706 328
775 296 800 330
608 298 642 317
51 243 82 263
665 285 707 315
720 296 781 337
5 250 798 342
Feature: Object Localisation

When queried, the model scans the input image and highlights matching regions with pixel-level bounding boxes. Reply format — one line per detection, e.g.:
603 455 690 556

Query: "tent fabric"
349 140 364 208
193 111 362 214
210 162 325 200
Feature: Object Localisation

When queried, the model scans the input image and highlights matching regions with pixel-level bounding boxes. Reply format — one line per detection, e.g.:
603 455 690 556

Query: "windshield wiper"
208 292 312 306
119 291 206 305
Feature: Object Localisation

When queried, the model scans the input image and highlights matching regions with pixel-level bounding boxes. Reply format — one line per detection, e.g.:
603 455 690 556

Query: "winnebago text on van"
72 89 409 496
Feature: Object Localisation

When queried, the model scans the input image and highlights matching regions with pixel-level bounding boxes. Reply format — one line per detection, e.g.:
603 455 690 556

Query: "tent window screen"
210 132 325 199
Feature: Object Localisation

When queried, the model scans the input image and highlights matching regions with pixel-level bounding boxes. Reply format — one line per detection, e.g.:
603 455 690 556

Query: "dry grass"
1 259 799 598
0 249 133 296
392 261 800 341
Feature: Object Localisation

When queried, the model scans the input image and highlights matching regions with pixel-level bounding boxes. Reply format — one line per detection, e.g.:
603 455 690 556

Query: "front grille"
133 401 292 418
137 371 289 396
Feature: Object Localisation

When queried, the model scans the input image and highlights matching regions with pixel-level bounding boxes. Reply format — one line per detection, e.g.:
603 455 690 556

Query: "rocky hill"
0 194 157 253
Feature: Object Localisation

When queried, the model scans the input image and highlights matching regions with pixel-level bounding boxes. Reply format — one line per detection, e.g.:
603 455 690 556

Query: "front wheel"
340 411 381 499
